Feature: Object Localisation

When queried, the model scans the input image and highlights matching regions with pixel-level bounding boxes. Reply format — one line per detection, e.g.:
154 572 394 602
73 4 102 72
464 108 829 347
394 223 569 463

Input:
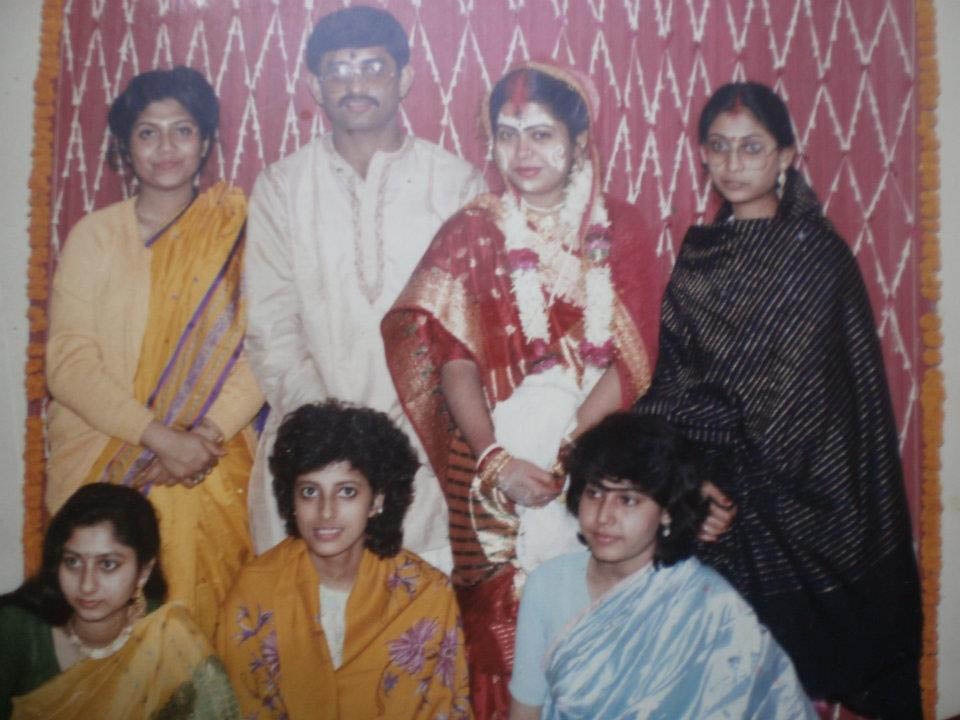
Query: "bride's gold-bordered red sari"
383 62 663 718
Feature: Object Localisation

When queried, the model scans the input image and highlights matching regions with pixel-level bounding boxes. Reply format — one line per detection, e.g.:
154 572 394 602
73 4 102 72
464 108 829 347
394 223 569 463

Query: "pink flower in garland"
584 227 612 264
388 618 438 675
526 338 559 373
580 338 615 367
506 248 540 272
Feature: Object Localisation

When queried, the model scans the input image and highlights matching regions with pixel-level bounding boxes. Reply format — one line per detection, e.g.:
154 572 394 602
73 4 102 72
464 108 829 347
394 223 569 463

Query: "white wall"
0 2 41 593
0 2 957 717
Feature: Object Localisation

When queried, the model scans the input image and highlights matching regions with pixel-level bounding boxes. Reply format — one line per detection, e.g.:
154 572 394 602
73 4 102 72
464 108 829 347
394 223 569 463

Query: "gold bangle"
478 448 511 496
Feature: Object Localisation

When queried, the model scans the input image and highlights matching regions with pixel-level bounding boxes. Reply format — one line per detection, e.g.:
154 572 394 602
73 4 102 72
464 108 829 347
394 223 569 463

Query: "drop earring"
776 168 787 199
130 585 147 620
660 522 671 539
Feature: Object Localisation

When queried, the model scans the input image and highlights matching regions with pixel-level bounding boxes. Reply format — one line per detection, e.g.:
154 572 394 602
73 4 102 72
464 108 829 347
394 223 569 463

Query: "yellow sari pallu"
84 183 254 636
12 604 238 719
217 539 473 720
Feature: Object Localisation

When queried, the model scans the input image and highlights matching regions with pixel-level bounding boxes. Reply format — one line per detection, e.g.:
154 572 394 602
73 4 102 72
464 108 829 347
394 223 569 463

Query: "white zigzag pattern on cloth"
48 0 920 508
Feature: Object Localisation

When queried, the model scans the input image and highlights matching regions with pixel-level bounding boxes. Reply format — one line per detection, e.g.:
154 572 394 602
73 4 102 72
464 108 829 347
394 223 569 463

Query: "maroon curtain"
48 0 920 523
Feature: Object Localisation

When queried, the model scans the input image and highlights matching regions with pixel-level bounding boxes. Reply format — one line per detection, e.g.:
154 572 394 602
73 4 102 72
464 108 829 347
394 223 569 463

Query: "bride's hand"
497 458 562 508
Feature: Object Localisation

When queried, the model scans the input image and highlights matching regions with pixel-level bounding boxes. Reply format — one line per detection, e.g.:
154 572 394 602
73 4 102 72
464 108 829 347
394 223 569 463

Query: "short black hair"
698 81 795 149
565 413 708 567
305 5 410 76
269 400 418 558
489 67 590 142
0 483 166 625
107 66 218 168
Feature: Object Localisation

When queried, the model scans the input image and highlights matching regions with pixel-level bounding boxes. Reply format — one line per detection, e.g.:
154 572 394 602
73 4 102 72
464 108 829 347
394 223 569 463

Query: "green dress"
0 605 60 720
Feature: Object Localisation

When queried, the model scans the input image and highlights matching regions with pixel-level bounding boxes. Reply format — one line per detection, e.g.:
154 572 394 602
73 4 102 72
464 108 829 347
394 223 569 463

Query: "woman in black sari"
634 82 921 719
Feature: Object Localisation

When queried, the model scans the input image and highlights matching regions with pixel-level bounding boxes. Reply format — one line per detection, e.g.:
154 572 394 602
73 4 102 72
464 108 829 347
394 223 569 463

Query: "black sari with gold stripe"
634 169 921 719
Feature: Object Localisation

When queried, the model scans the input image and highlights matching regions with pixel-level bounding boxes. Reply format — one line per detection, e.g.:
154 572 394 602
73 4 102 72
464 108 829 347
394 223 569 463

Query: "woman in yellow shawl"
45 67 263 637
217 401 472 719
0 483 239 719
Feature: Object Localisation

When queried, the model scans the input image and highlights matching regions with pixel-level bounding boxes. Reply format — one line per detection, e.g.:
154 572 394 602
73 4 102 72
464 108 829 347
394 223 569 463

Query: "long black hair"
0 484 166 626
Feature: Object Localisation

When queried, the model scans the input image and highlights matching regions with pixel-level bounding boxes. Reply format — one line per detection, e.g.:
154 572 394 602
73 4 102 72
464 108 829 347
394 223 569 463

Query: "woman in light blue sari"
508 413 815 720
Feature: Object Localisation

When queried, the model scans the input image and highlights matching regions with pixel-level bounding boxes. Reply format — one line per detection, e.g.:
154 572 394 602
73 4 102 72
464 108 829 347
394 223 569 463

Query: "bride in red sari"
382 63 661 718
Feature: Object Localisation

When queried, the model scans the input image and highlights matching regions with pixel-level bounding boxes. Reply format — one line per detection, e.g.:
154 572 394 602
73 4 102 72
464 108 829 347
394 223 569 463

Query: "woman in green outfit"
0 483 238 719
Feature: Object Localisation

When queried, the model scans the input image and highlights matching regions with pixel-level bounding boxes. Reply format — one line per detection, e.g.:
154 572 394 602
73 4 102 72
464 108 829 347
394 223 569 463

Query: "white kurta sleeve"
243 166 327 415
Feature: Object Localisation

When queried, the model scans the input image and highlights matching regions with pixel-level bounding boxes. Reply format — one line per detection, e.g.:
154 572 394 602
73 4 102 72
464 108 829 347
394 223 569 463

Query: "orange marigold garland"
22 0 65 577
916 0 942 717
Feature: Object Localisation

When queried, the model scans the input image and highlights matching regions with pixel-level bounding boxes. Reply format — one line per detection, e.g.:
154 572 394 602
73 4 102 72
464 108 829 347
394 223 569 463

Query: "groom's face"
312 46 412 135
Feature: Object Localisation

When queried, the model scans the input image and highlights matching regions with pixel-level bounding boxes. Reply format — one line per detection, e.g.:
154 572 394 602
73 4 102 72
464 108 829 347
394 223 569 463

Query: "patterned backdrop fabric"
46 0 922 521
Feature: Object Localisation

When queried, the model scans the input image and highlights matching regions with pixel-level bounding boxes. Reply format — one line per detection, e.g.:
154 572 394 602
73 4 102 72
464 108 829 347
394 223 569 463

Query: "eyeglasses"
703 135 776 170
319 58 394 85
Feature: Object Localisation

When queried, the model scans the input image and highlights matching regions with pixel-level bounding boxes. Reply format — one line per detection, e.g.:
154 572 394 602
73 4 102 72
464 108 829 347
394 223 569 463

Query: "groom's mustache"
339 95 379 107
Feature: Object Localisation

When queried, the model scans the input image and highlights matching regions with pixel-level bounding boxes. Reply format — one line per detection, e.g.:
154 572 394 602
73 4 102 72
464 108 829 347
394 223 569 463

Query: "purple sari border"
161 305 237 425
191 342 243 428
147 223 245 409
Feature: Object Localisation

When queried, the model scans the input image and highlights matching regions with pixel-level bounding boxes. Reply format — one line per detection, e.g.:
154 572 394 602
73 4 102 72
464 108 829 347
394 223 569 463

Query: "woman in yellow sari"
0 483 239 719
216 401 472 719
45 67 263 637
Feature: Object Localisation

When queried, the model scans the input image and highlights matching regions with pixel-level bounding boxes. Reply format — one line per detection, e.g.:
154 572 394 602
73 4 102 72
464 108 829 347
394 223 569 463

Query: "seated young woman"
0 483 239 719
216 400 472 719
508 413 815 720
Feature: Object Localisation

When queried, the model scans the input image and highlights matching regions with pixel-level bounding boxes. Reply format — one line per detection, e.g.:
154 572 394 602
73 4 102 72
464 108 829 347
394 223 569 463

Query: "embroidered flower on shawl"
436 628 459 688
249 629 281 678
236 607 284 717
386 558 420 596
235 605 273 643
387 618 438 675
383 672 399 694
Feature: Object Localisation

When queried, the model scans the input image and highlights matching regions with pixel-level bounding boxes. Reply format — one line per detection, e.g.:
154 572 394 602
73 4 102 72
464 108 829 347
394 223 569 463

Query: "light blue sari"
542 558 816 719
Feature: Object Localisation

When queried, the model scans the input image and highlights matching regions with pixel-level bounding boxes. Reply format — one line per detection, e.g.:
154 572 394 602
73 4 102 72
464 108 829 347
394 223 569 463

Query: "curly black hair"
0 484 166 625
565 413 708 567
269 400 419 558
107 66 218 171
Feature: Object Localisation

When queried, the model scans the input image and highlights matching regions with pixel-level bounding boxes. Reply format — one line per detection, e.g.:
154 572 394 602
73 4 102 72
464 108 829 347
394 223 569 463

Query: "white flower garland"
500 162 615 369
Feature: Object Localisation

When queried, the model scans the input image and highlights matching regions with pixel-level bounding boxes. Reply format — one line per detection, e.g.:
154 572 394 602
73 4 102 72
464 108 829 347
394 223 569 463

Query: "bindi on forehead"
496 104 558 132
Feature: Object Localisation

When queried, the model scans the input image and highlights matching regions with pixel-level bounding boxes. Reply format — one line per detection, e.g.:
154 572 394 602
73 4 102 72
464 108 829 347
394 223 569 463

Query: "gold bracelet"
478 448 511 497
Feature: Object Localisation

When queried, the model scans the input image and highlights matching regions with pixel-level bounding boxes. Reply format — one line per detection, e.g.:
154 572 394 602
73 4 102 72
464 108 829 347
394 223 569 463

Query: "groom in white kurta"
243 6 484 569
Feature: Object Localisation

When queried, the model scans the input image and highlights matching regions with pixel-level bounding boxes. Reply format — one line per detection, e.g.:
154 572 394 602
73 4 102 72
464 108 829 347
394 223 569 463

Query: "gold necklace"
64 616 134 660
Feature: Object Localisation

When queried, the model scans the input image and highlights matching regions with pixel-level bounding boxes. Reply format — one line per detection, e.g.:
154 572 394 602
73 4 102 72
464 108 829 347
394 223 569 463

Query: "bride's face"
494 100 576 209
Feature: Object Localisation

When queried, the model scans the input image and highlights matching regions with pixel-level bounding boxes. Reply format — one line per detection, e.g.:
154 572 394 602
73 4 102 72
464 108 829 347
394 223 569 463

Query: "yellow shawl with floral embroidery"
12 603 238 719
216 539 472 720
